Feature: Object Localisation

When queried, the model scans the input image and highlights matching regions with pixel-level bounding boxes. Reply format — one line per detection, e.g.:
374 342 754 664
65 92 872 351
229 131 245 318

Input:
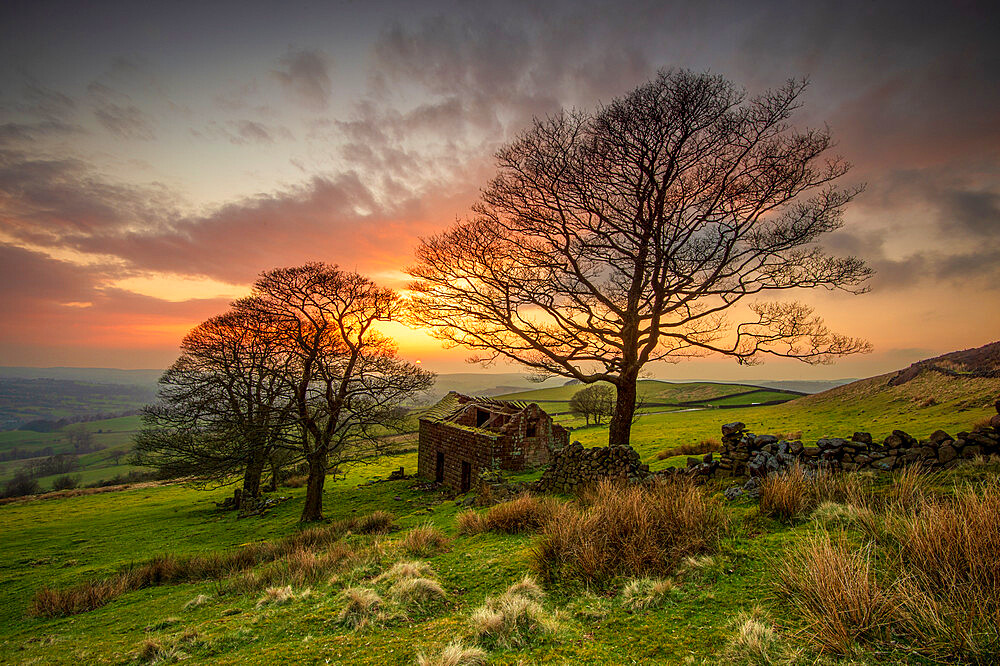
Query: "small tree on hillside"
569 384 616 425
408 69 872 448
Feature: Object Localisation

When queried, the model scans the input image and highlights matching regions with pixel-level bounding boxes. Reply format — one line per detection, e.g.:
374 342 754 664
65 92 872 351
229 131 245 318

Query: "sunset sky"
1 0 998 380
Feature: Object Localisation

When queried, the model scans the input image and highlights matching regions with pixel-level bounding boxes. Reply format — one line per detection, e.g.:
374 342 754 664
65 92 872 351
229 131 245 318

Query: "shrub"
482 494 560 534
2 470 40 498
656 438 722 460
531 477 726 587
389 577 446 610
620 577 674 611
337 587 383 629
415 640 487 666
401 523 450 557
775 533 893 653
51 474 81 491
455 510 486 535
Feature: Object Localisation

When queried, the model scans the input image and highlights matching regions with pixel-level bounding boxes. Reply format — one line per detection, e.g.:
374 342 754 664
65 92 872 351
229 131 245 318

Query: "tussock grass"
506 574 544 602
888 479 1000 662
721 608 785 666
389 577 446 610
374 560 435 583
415 640 487 666
354 510 396 534
401 523 449 557
531 478 726 587
469 590 557 649
481 494 561 534
620 577 674 611
455 510 486 535
255 585 294 608
656 438 722 460
776 532 892 653
29 512 387 617
336 586 383 629
759 464 871 521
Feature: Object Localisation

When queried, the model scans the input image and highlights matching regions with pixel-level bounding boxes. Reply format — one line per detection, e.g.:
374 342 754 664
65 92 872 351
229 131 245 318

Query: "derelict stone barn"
418 392 570 491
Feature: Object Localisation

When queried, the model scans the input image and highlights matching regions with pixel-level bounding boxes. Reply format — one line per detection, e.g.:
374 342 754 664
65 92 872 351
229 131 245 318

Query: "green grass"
495 380 773 404
1 369 996 664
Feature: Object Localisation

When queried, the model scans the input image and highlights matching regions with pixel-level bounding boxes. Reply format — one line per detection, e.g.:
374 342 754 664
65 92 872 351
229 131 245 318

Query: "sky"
0 0 998 380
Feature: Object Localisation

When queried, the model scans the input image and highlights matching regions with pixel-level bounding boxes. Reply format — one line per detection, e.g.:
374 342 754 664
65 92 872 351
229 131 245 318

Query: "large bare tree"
238 263 433 522
408 70 872 448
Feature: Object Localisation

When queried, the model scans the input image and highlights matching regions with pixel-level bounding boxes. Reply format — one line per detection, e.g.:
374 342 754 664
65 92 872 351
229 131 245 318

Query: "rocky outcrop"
716 399 1000 477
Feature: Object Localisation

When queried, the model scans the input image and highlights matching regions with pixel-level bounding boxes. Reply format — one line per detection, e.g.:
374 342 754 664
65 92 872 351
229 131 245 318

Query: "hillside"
495 380 802 407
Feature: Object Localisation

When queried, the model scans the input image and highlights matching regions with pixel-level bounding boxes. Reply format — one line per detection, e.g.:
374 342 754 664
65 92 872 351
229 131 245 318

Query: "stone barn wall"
417 420 501 491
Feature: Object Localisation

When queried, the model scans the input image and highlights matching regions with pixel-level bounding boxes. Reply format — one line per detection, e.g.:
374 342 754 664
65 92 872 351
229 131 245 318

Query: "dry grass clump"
415 640 487 666
133 637 186 664
777 479 1000 662
775 533 893 653
772 430 803 442
888 479 1000 662
401 523 450 557
354 510 395 534
531 477 726 586
620 577 674 611
337 587 383 629
481 494 561 534
887 464 934 512
506 575 544 602
183 594 210 611
759 464 870 521
469 588 558 649
374 560 435 583
656 438 722 460
29 513 387 617
281 474 309 488
389 577 446 610
255 585 294 608
720 608 784 666
455 510 486 535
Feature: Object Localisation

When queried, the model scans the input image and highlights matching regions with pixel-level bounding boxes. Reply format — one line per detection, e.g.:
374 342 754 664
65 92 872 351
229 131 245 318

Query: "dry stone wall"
537 441 650 492
717 399 1000 477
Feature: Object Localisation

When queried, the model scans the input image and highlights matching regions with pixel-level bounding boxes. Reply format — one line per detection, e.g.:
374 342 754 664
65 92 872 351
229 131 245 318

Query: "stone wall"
537 441 650 493
717 400 1000 477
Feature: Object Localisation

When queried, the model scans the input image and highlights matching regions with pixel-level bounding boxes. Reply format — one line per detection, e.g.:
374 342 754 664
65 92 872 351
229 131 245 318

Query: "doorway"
435 451 445 483
460 461 472 493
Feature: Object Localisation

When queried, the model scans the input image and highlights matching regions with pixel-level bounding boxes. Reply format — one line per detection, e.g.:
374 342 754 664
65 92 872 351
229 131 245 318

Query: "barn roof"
419 391 531 431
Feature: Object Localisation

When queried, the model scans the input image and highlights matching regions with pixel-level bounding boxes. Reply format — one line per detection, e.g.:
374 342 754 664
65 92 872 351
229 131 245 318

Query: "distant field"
0 415 144 489
495 380 770 404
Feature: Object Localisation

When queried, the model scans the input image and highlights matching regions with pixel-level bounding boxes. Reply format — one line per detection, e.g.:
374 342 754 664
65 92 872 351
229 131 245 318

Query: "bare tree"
569 384 616 425
408 70 872 448
133 307 292 507
239 263 433 522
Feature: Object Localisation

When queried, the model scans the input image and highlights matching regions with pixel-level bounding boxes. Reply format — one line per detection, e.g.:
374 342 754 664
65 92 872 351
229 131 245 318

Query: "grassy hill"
1 347 998 664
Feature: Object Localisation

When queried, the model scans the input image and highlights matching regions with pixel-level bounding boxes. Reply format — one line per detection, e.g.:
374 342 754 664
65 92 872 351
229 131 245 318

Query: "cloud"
272 49 332 110
88 82 156 140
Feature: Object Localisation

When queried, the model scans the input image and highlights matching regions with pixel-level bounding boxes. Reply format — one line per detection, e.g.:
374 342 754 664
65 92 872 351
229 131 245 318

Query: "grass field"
1 368 997 664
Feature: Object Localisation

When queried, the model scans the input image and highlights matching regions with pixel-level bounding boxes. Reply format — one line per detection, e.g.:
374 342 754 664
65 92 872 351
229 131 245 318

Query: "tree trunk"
267 456 279 492
300 453 327 522
241 448 266 506
608 374 638 448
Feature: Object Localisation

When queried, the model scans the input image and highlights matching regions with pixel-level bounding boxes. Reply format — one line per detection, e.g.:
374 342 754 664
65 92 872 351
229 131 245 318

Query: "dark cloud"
272 49 332 111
